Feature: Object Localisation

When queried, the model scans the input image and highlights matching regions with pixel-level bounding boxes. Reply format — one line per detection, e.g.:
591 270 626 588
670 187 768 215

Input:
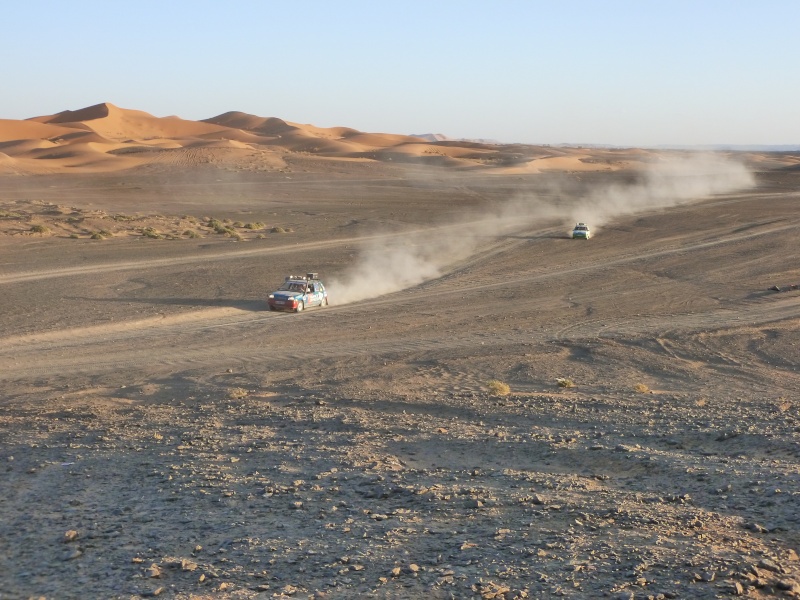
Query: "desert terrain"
1 104 799 599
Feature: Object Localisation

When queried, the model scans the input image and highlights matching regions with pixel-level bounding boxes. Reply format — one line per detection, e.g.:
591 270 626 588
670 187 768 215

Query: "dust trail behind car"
329 154 755 305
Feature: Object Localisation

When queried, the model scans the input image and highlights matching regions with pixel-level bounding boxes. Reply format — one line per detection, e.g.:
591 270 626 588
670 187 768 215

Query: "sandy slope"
0 102 673 176
0 120 799 599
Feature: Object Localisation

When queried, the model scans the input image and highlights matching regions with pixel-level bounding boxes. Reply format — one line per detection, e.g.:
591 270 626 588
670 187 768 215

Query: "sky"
3 1 798 147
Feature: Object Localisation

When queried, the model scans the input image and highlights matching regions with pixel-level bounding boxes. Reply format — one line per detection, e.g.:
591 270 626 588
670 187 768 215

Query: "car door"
307 283 321 306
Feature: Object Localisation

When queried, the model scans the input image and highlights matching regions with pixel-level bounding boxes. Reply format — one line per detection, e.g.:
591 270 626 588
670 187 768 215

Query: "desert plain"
0 104 799 599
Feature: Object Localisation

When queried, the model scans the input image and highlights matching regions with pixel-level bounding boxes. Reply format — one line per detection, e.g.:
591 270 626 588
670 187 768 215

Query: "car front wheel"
295 301 304 313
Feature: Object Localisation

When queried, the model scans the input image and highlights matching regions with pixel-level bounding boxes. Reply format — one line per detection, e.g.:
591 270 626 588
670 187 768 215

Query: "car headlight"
268 294 274 299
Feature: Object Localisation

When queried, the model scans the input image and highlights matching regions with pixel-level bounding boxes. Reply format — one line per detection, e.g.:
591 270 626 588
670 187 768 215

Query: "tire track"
2 208 799 381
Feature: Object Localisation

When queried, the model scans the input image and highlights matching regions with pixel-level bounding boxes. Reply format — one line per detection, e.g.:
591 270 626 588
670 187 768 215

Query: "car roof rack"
284 273 320 282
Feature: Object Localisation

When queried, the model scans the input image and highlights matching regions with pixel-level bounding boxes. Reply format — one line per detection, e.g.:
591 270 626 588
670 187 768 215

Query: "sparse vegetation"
141 227 162 239
556 377 575 388
487 380 511 396
30 224 50 234
90 232 105 240
232 221 244 228
271 226 292 233
69 233 80 239
227 387 249 399
207 218 237 235
244 222 265 229
0 210 24 219
183 230 201 238
633 383 650 394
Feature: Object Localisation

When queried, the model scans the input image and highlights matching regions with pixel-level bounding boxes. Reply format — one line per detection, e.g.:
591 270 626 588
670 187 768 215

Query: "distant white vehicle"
571 222 591 239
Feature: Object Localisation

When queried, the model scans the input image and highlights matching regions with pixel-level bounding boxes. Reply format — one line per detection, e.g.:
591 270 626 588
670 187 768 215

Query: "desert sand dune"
31 102 229 143
0 102 680 176
0 118 78 142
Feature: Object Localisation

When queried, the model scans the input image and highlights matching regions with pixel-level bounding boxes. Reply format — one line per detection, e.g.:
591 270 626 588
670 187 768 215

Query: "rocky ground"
1 156 799 599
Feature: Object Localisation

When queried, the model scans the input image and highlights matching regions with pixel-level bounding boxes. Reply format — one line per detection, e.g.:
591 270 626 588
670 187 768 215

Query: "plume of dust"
329 153 754 305
567 153 755 233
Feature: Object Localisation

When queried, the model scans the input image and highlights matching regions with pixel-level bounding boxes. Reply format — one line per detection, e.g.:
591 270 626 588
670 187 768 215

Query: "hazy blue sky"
3 1 797 146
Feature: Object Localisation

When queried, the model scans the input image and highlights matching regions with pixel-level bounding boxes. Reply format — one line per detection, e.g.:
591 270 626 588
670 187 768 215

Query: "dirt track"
1 160 799 599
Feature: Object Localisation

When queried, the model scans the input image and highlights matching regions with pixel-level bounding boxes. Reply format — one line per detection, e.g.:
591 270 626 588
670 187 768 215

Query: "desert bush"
207 218 235 235
271 226 287 233
90 232 105 240
256 233 266 239
206 217 223 229
30 224 50 234
69 233 80 239
487 380 511 396
227 387 248 399
556 377 575 388
183 230 201 238
141 227 162 239
232 221 244 228
633 383 650 394
228 231 244 241
244 222 265 230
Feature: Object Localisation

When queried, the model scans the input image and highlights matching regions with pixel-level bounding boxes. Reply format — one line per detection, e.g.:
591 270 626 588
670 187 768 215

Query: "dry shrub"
227 387 249 399
141 227 162 239
30 224 50 234
487 380 511 396
556 378 575 388
633 383 650 394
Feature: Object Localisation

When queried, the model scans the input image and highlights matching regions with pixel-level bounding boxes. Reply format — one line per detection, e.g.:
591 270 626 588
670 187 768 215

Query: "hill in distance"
0 102 677 176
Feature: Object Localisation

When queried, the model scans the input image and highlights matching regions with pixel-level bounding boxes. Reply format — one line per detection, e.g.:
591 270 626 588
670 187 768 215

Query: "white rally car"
267 273 328 312
571 222 591 239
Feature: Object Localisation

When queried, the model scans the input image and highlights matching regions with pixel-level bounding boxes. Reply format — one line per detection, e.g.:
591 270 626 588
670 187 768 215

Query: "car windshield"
575 226 588 231
279 282 306 292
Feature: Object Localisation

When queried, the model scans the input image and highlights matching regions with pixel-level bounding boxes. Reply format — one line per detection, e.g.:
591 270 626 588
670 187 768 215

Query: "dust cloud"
329 154 754 305
567 153 755 233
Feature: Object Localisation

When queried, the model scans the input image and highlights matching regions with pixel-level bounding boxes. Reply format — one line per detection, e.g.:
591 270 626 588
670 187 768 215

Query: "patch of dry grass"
486 380 511 396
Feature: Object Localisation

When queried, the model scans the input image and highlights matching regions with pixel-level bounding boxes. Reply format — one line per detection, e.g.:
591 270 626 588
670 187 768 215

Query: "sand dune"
3 103 797 178
1 102 680 176
0 119 79 143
